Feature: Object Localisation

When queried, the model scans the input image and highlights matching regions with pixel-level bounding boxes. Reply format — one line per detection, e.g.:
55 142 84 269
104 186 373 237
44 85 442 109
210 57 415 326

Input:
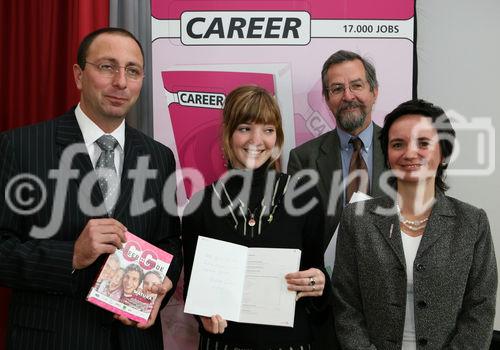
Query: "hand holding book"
73 218 127 270
200 314 227 334
87 231 174 325
285 267 325 301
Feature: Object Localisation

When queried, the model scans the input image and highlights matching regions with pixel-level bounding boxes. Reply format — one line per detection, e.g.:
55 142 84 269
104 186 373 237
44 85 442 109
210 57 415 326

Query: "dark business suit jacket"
333 192 497 349
0 109 182 350
287 123 386 250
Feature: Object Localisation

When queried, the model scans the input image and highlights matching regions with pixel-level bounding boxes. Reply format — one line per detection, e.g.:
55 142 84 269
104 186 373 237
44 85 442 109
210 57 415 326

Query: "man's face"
122 270 141 295
73 33 144 126
325 59 378 135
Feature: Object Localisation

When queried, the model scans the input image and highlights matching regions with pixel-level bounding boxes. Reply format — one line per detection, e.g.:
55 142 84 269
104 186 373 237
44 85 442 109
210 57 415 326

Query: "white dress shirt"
74 103 125 177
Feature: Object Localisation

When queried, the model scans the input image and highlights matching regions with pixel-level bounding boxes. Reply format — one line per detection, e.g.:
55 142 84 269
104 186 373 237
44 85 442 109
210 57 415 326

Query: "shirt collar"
337 121 374 151
74 103 125 150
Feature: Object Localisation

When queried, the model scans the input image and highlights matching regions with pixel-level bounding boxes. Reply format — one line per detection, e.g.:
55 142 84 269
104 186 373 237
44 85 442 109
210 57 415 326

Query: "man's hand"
114 277 173 329
73 218 127 270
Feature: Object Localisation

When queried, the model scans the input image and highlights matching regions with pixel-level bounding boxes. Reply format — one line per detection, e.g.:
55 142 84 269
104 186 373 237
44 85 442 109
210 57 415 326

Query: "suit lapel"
113 125 147 219
371 197 406 268
316 130 342 203
55 112 104 209
316 130 343 241
371 124 386 197
416 192 456 258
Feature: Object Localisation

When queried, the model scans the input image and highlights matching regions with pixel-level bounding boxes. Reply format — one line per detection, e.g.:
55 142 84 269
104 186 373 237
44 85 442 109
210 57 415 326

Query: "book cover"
87 231 173 323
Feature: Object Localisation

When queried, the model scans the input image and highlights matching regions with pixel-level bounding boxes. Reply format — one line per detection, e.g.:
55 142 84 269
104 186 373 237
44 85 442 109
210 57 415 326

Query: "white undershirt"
401 230 422 350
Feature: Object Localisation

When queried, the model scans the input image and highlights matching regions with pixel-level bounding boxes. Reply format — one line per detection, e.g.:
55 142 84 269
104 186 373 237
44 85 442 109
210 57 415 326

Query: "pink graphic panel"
152 0 414 20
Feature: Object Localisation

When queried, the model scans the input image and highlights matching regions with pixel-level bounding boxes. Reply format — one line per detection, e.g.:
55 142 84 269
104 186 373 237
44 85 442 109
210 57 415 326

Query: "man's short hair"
77 27 144 70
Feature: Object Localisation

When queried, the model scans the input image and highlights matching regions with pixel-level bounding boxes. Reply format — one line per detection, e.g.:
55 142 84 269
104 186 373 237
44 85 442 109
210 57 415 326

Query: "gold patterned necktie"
346 137 369 202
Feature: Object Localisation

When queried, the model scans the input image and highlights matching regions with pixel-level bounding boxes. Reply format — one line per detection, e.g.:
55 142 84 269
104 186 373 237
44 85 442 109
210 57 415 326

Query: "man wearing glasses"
0 28 182 350
287 50 386 349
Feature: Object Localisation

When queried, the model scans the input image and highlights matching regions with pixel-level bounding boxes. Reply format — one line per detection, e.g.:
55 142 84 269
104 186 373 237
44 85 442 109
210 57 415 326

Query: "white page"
184 236 248 321
324 191 372 276
184 237 302 327
239 247 301 327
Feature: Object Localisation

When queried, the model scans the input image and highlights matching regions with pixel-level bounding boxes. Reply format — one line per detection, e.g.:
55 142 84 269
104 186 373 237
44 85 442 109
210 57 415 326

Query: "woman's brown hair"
222 85 284 170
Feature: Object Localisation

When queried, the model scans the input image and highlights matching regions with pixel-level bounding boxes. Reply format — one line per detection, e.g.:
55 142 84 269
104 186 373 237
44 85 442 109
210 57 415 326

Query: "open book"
184 236 301 327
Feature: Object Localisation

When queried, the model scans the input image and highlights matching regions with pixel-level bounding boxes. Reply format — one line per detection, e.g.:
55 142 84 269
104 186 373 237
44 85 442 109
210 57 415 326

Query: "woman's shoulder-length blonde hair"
222 85 284 170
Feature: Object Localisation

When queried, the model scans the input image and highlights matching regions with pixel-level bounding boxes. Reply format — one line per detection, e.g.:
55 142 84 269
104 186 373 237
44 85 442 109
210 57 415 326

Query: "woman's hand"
200 314 227 334
285 268 325 301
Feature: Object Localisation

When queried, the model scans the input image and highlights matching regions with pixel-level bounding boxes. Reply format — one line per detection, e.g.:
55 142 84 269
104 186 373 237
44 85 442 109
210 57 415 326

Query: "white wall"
417 0 500 330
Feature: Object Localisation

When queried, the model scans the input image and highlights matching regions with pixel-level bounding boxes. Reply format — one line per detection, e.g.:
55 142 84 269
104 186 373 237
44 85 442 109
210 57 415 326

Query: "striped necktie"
346 137 369 202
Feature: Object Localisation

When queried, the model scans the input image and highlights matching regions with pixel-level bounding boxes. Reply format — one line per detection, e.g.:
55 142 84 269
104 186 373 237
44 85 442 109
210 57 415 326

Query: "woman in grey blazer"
332 99 497 349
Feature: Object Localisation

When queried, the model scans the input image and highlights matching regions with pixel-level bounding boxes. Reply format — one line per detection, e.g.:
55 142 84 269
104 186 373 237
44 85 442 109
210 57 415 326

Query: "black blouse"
181 164 332 349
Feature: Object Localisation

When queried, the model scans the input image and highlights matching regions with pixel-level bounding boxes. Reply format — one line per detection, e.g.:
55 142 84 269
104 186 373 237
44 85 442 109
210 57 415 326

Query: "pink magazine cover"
87 231 173 324
162 70 275 198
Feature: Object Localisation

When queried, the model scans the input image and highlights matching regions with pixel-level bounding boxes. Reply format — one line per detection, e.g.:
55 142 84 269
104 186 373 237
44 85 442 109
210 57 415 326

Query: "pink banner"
152 1 416 349
152 0 414 20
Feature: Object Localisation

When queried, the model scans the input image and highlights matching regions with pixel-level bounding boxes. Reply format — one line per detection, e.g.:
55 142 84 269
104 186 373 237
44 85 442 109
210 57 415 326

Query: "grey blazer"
333 192 497 349
287 123 386 250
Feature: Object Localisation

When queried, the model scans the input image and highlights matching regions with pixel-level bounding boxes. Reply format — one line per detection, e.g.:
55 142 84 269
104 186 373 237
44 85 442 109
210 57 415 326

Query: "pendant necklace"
248 211 256 227
247 205 260 227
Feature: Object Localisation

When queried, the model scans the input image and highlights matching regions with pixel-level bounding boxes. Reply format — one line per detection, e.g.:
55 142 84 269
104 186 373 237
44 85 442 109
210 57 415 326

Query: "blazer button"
416 263 425 271
418 338 428 346
417 300 427 309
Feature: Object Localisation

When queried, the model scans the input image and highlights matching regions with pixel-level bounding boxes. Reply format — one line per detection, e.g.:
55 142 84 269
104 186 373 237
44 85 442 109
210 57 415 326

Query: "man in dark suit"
288 50 386 251
287 50 386 349
0 27 182 350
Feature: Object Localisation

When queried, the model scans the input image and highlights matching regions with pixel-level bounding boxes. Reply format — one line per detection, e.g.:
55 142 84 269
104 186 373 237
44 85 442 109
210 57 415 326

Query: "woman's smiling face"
387 114 443 184
230 122 277 169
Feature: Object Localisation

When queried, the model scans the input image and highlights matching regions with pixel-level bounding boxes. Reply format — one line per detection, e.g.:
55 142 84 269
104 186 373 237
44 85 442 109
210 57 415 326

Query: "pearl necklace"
397 205 429 232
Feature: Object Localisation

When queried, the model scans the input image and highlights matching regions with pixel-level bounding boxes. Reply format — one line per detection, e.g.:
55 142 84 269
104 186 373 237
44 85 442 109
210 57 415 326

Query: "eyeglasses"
327 80 367 97
85 61 144 80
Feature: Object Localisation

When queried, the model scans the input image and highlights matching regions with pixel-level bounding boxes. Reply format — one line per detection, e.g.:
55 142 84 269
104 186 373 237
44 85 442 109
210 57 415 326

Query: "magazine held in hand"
87 231 173 323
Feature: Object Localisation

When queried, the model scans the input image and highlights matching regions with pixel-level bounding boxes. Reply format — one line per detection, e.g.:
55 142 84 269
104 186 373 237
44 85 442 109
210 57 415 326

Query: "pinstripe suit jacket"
0 109 182 350
333 193 497 349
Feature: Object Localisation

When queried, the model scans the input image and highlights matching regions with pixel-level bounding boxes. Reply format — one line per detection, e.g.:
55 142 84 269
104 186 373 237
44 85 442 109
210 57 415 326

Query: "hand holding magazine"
87 231 173 324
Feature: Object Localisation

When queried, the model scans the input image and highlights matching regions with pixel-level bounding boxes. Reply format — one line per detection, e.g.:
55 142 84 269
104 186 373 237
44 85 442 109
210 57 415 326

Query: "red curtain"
0 0 109 131
0 1 109 348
